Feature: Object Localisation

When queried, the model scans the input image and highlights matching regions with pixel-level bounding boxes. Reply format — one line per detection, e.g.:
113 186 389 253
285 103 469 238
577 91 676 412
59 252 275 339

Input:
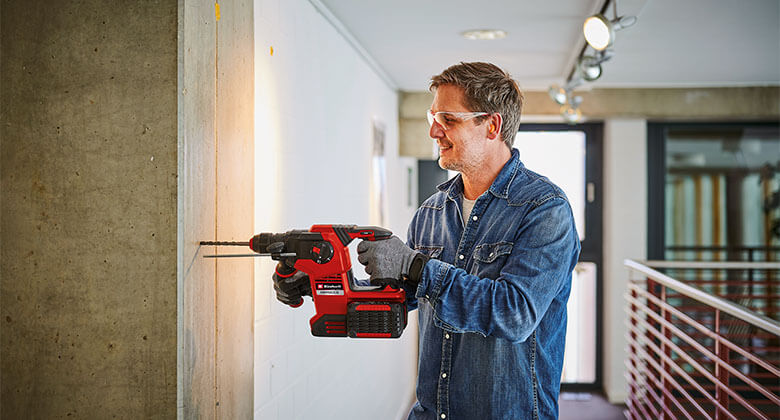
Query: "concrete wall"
1 0 178 418
252 0 418 418
178 0 254 418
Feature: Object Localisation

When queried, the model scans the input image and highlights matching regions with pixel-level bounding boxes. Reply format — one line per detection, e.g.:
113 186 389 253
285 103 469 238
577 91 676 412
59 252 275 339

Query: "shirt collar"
436 148 523 201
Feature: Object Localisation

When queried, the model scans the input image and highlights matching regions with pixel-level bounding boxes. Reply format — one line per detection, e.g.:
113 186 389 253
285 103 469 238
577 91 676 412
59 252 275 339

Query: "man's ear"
486 113 502 140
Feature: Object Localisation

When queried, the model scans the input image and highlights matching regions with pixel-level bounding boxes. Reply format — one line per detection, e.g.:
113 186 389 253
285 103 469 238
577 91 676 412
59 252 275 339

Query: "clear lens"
427 111 490 130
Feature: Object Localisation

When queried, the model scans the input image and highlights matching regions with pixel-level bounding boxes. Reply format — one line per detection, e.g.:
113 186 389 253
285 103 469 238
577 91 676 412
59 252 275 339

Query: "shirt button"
472 215 478 221
442 373 447 378
458 254 464 260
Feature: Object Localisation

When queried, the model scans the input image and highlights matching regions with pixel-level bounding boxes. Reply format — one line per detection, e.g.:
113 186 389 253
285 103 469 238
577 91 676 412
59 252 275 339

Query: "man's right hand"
272 263 312 307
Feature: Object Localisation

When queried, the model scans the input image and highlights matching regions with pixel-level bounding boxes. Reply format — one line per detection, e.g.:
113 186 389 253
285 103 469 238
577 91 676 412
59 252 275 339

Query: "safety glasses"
427 110 490 130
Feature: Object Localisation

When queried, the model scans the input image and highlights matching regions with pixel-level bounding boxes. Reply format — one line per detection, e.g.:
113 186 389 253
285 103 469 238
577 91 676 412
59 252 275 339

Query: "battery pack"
347 301 406 338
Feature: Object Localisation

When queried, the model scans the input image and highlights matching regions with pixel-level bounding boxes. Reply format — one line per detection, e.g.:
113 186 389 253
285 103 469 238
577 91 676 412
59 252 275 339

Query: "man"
275 62 580 419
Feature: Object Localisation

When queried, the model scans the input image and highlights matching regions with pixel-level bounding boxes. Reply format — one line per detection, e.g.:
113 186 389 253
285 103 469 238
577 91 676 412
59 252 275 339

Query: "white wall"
602 119 647 403
253 1 418 419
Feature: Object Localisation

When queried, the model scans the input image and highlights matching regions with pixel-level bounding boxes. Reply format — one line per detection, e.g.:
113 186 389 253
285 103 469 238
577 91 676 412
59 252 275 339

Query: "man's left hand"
357 235 429 288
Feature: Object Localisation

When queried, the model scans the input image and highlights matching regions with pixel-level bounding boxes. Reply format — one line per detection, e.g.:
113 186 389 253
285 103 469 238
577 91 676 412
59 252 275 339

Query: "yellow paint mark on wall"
270 46 274 56
215 2 221 21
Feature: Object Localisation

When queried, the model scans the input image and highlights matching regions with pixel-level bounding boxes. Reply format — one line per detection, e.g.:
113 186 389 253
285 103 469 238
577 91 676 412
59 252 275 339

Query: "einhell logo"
315 282 344 296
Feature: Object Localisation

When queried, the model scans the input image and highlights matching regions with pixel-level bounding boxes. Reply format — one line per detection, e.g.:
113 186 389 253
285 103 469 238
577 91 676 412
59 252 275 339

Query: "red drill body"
207 224 407 338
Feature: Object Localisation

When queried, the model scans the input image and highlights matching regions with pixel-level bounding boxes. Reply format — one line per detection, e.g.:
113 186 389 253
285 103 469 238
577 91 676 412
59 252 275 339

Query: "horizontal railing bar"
643 260 780 270
625 365 693 420
630 328 779 418
626 395 655 420
626 260 780 336
628 296 780 405
624 362 669 419
625 259 780 419
631 330 769 420
624 363 695 420
627 316 757 419
628 334 717 419
625 378 665 420
628 284 780 377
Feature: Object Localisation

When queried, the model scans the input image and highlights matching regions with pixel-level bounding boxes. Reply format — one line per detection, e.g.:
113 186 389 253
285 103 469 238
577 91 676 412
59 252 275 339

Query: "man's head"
430 62 524 150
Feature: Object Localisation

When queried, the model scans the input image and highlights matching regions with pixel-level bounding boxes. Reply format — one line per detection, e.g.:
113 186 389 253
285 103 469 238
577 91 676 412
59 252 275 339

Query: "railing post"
714 309 730 419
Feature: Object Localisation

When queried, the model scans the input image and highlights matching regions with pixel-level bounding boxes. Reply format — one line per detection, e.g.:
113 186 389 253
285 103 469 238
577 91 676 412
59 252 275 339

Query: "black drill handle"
274 261 304 308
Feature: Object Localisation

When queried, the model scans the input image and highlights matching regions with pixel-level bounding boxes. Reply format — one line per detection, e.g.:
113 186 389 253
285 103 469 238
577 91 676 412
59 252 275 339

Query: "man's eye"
443 116 457 124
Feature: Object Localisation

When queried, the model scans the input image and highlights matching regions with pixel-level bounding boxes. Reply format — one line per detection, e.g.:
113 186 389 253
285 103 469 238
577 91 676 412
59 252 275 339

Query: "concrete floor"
559 392 627 420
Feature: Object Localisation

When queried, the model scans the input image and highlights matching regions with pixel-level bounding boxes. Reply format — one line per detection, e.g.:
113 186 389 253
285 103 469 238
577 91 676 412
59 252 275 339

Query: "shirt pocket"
471 241 513 279
414 245 443 259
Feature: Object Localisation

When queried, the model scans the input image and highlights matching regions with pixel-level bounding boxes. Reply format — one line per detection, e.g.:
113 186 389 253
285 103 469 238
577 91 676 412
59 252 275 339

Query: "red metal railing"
624 260 780 420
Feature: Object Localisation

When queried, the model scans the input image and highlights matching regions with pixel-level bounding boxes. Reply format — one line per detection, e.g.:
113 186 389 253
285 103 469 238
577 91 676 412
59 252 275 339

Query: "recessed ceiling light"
461 29 507 40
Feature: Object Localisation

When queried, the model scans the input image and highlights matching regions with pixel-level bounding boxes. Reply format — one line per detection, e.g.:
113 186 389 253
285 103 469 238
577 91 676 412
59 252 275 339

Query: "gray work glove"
357 236 429 288
272 262 311 307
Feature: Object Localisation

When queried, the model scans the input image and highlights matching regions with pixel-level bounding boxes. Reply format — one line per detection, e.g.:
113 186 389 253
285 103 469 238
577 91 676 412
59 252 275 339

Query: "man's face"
429 85 491 173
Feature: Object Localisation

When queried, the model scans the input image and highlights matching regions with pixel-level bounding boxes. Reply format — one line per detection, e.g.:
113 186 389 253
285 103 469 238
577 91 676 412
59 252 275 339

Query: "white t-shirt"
462 197 476 226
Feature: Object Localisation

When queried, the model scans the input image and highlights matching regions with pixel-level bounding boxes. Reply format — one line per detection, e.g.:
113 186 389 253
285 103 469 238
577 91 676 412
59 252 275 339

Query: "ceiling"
317 0 780 91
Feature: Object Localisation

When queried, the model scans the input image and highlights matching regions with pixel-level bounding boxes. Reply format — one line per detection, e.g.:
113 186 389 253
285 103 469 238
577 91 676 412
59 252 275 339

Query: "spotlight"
578 56 602 81
561 105 582 124
578 50 612 82
561 96 583 124
583 13 636 51
548 85 567 105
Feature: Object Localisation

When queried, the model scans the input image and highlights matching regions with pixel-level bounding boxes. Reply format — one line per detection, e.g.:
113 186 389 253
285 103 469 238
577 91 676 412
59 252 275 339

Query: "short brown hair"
430 62 524 149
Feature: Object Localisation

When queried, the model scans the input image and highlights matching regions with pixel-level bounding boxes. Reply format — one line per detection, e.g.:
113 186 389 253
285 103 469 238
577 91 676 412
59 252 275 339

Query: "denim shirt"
405 149 580 420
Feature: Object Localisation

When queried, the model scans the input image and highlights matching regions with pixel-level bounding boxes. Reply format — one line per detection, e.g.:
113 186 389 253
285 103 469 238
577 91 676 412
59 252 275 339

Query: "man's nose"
429 121 445 139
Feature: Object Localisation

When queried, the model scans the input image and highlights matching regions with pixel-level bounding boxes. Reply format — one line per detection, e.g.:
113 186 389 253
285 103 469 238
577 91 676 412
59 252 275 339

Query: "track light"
547 1 636 120
548 85 567 105
578 50 613 82
583 10 636 51
561 95 583 124
578 56 602 81
561 106 582 124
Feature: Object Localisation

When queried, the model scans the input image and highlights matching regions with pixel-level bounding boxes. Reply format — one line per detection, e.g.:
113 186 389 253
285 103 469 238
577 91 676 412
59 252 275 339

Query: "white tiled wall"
253 1 418 419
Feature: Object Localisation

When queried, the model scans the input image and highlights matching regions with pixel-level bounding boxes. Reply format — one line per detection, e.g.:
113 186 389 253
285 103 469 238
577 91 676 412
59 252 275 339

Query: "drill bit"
200 241 250 246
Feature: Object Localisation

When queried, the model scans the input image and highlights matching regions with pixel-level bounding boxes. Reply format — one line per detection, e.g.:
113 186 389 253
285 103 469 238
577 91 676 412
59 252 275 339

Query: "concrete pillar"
1 0 178 417
1 0 254 418
178 0 255 418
